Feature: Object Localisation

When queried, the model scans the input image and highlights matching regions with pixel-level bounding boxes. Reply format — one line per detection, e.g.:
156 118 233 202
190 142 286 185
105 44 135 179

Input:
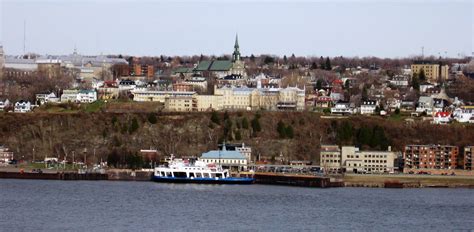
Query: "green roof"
194 61 212 71
209 60 232 71
194 60 232 72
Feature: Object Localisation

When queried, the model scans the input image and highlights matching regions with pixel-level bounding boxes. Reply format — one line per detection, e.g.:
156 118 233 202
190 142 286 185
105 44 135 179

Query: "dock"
252 172 336 188
0 171 108 180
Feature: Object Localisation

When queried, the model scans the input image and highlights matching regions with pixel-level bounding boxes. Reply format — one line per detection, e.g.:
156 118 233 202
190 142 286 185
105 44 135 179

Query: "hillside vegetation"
1 111 473 166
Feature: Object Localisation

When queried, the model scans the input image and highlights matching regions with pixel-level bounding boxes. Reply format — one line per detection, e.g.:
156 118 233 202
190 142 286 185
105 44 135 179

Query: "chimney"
388 146 392 152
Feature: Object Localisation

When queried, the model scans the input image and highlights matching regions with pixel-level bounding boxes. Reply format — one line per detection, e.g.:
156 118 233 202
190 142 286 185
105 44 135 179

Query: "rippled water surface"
1 179 473 231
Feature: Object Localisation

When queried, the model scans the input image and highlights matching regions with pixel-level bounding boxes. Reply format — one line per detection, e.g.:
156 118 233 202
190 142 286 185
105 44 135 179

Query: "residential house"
452 106 474 123
60 89 97 103
419 82 435 93
14 100 32 113
36 92 59 105
0 145 13 165
433 111 451 124
360 100 378 114
416 96 434 114
0 99 11 111
331 101 354 115
389 75 409 87
315 96 332 108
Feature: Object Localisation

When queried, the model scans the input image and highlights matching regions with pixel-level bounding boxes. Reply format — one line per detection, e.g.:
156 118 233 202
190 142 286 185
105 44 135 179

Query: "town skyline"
1 0 472 58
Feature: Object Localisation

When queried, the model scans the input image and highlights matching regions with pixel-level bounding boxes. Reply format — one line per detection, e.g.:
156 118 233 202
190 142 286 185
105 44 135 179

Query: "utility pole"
23 20 26 56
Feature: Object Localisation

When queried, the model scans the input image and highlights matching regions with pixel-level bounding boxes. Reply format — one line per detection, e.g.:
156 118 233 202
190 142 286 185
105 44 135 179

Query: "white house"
0 99 11 111
331 101 354 115
420 82 435 93
61 89 97 103
360 100 378 114
77 90 97 103
199 146 248 171
389 75 409 87
36 92 59 105
14 100 32 113
416 96 434 114
453 106 474 123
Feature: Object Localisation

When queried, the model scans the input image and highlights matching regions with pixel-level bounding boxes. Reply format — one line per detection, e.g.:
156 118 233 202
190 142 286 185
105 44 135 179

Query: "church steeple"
232 34 241 62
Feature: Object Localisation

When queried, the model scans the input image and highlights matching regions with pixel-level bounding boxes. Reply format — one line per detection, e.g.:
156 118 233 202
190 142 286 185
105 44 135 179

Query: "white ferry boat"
153 157 254 184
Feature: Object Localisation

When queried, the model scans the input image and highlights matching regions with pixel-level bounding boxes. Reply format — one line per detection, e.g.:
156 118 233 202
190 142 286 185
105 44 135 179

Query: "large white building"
214 84 305 111
61 89 97 103
320 145 397 173
199 146 248 171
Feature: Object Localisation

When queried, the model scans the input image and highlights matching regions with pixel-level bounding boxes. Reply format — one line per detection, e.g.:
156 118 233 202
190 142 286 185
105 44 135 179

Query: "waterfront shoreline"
2 168 474 188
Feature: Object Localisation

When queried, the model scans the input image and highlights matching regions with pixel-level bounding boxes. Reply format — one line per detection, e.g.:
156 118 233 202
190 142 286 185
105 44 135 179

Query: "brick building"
465 146 473 170
404 145 458 170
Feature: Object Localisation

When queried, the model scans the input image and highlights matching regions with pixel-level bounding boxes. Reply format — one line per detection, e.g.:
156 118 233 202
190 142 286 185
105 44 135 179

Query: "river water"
0 179 473 231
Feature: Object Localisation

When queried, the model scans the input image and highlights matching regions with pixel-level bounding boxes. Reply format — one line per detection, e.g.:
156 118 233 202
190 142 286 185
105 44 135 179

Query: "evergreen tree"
316 79 323 90
285 125 294 139
250 54 255 62
223 111 230 121
235 130 242 140
362 86 368 100
394 108 400 115
325 57 332 70
111 115 118 126
319 56 325 69
283 55 288 64
251 117 261 135
224 119 233 139
337 121 353 144
211 111 220 124
311 62 318 70
419 68 426 81
412 74 420 91
242 117 249 129
129 118 139 134
356 127 372 147
147 113 157 124
277 120 286 138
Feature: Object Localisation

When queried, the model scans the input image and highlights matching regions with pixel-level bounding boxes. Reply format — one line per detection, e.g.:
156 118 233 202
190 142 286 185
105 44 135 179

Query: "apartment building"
411 62 449 83
465 146 473 170
404 145 458 170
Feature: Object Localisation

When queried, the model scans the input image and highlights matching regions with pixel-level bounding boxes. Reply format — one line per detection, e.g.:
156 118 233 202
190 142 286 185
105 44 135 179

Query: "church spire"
232 33 241 62
234 34 239 49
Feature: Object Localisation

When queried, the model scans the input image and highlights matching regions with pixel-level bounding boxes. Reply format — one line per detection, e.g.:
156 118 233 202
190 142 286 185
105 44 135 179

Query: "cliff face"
1 112 473 164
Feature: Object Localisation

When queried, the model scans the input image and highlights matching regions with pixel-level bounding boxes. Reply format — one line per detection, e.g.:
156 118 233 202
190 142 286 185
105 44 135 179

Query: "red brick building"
465 146 473 170
404 145 458 170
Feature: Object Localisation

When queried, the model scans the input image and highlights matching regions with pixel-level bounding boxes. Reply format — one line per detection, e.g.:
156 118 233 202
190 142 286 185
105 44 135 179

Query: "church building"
193 35 246 78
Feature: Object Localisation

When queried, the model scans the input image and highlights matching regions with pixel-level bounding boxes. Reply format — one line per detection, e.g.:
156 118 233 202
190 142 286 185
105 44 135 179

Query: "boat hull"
152 176 255 184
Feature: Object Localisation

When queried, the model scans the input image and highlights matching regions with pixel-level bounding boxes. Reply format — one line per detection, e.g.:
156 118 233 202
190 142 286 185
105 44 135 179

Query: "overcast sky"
1 0 473 58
